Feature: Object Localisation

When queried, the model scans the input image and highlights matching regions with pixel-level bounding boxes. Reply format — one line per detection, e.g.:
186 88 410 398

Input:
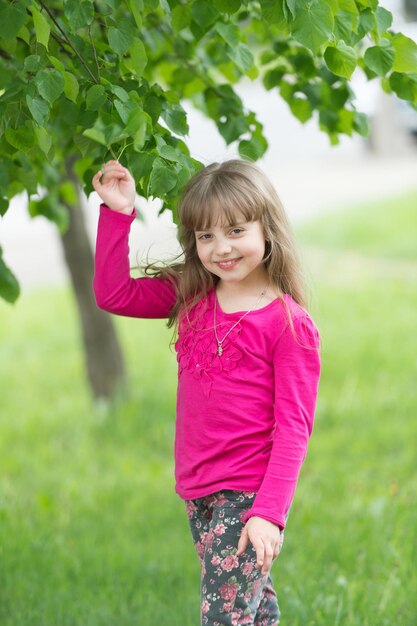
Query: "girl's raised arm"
92 162 177 319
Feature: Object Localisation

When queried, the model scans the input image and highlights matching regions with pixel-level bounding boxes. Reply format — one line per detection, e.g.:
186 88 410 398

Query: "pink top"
94 204 321 530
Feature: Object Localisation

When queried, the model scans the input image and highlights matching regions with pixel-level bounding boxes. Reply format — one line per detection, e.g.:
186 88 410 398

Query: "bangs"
179 171 264 232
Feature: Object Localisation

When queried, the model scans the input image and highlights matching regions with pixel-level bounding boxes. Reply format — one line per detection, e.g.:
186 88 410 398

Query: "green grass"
1 190 417 625
297 189 417 261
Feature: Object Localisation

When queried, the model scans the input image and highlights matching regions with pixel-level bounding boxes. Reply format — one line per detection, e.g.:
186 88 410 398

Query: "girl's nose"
215 238 233 255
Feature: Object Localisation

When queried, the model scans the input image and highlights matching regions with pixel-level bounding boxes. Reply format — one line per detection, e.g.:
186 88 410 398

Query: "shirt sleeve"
93 203 177 319
242 313 321 530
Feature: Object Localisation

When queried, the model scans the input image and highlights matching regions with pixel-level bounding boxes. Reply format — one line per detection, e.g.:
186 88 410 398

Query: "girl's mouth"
215 258 242 270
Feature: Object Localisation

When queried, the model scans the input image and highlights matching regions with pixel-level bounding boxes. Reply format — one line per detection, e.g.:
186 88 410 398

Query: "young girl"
92 159 321 626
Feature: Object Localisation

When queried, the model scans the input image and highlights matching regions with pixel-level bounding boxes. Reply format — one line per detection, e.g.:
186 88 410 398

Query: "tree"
1 0 416 396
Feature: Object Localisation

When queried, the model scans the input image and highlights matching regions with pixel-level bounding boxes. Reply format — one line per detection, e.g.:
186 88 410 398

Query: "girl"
92 159 321 626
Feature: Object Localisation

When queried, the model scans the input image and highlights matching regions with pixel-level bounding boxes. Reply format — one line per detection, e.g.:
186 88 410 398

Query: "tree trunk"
59 158 126 400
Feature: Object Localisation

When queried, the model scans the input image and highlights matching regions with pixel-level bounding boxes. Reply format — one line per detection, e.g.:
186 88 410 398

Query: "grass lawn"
1 190 416 625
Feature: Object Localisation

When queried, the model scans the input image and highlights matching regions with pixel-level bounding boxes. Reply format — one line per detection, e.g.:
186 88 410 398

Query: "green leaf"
86 85 107 111
126 110 148 150
126 109 145 133
59 181 78 204
357 8 376 39
389 72 417 103
35 69 65 104
364 42 395 76
353 111 368 135
83 114 129 146
324 41 357 79
0 3 26 39
143 94 163 125
213 0 241 13
0 164 10 196
337 108 355 135
83 125 106 146
24 55 42 73
292 1 334 53
18 24 31 45
0 248 20 304
32 5 50 49
334 10 359 41
172 4 191 30
35 126 52 155
263 66 286 90
127 152 155 180
64 0 94 29
238 135 268 160
126 38 148 77
149 157 178 196
0 197 9 217
128 0 143 29
5 124 35 152
191 0 219 29
158 144 185 162
227 43 254 73
29 195 69 234
108 21 135 56
339 0 358 11
319 109 339 134
48 56 65 72
114 99 141 125
219 114 248 144
215 22 240 48
64 71 79 103
17 165 38 196
289 96 313 122
390 33 417 74
161 104 189 136
26 95 49 125
285 0 296 19
356 0 378 7
259 0 287 29
375 7 392 37
110 85 130 102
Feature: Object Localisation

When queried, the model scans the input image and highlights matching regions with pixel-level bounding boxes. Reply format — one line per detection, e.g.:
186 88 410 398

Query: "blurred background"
1 1 416 625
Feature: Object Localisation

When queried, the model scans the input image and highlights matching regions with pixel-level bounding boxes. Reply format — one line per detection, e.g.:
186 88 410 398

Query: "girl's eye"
197 234 212 240
230 228 244 235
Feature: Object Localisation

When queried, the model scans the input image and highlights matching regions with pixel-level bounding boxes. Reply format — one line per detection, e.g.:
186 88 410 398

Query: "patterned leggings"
185 490 283 626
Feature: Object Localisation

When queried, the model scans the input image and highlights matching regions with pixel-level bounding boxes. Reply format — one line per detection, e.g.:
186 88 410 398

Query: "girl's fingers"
92 171 103 189
101 160 126 174
92 162 133 194
261 544 273 575
252 539 265 571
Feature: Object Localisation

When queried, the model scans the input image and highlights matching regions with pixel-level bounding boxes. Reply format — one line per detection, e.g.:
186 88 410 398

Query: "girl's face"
194 217 269 290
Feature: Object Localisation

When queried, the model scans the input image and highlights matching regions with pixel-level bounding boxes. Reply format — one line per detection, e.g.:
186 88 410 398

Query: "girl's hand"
92 160 136 214
236 516 283 576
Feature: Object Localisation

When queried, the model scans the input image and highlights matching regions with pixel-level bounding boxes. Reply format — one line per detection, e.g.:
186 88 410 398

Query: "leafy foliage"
0 0 416 301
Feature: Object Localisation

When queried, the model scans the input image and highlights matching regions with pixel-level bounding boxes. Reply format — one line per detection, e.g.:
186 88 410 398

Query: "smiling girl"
92 159 321 626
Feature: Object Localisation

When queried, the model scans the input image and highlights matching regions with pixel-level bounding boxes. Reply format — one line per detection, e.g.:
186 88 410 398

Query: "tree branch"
89 23 100 82
36 1 99 84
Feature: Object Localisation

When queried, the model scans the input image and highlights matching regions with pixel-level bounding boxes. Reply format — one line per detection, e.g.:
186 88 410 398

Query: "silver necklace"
214 286 268 356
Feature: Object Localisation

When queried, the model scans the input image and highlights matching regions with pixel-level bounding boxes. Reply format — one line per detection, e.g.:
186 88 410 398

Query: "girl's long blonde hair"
142 159 308 332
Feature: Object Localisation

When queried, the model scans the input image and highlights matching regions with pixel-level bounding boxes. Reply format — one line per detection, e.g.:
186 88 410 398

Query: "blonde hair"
142 159 310 336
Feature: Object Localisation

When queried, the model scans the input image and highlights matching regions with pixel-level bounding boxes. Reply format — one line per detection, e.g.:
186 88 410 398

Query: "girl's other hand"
236 516 283 576
92 160 136 215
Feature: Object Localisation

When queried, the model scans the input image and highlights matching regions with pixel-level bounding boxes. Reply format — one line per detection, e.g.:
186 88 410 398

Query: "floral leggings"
185 490 283 626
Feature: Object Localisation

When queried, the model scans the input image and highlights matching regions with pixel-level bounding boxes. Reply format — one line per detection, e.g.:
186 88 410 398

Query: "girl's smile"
195 220 268 288
215 257 242 270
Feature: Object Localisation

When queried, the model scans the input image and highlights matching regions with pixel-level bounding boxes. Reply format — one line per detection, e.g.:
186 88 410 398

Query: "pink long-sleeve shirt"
93 204 321 530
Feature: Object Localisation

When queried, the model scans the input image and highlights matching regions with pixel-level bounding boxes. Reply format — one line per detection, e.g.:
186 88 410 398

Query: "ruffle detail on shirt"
175 294 244 398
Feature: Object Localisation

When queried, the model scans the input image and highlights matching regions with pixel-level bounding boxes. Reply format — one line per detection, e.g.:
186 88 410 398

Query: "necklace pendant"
217 345 223 356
